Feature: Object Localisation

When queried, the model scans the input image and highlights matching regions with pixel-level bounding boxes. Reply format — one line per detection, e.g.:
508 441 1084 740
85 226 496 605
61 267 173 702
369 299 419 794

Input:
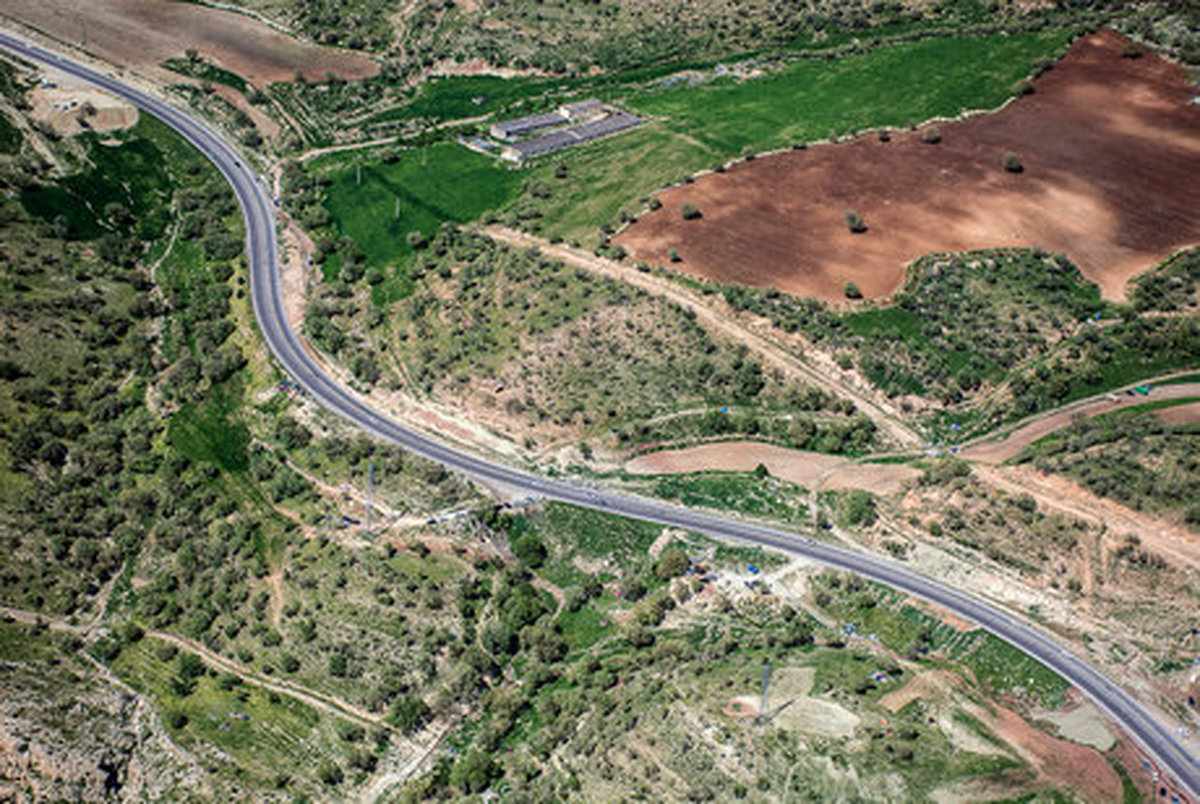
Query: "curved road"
2 32 1195 797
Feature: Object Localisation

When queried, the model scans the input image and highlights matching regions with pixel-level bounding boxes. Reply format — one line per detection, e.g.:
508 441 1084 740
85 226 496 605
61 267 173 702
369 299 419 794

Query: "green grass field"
111 640 354 791
957 633 1069 708
369 75 568 125
319 143 522 300
628 31 1070 157
650 471 809 523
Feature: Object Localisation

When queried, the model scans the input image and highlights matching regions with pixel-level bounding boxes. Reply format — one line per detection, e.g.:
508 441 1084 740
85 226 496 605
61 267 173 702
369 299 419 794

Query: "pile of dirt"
618 31 1200 301
0 0 378 85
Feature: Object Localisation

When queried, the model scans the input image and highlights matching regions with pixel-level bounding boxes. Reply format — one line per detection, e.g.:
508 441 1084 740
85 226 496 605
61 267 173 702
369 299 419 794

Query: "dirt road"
963 381 1200 464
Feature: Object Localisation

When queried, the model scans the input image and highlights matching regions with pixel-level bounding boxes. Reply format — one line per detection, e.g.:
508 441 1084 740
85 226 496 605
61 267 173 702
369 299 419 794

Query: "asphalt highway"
2 31 1195 797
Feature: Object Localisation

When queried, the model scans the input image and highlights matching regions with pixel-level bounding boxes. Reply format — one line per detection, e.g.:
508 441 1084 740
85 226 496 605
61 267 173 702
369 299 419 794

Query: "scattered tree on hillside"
1003 151 1024 173
844 210 867 233
680 202 702 220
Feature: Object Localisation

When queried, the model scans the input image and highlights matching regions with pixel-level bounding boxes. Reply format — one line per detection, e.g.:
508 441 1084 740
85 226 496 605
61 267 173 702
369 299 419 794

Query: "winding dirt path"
146 631 388 729
972 464 1200 572
481 225 921 449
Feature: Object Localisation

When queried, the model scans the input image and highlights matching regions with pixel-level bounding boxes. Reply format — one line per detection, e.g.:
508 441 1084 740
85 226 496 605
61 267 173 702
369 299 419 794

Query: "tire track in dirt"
480 225 922 450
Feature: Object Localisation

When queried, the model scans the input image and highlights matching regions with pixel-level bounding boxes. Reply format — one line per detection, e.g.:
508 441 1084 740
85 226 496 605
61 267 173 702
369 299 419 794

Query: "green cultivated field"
650 470 810 523
628 31 1070 156
319 143 521 300
369 74 567 125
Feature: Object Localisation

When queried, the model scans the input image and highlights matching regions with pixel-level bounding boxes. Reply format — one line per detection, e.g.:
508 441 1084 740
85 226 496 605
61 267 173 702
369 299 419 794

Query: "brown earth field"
617 30 1200 301
0 0 378 84
1155 399 1200 425
624 440 919 494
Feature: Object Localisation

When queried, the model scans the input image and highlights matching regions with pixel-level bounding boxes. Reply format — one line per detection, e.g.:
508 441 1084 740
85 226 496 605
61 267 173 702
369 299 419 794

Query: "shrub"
844 210 867 234
655 547 690 580
406 230 428 249
1002 151 1024 173
164 710 188 730
620 575 647 602
921 126 941 144
648 197 662 210
838 490 878 527
680 203 702 220
1121 43 1141 59
451 751 498 794
1012 78 1035 96
390 694 431 734
511 533 547 568
317 761 343 786
878 130 891 142
844 282 863 299
668 248 682 262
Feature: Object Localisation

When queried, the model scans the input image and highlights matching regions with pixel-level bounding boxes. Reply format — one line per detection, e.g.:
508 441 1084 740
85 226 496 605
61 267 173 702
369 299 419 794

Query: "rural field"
0 0 377 85
618 31 1200 301
2 0 1200 800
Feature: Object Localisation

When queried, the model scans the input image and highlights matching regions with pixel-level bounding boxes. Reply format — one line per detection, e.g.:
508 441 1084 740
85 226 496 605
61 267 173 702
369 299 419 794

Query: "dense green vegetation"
0 116 247 614
19 132 173 241
721 248 1199 438
1130 247 1200 313
1020 405 1200 530
728 249 1106 405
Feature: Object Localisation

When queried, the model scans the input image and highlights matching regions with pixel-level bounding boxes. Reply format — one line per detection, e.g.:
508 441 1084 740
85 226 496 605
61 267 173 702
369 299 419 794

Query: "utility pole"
365 459 375 537
394 196 400 221
757 660 772 727
356 162 362 186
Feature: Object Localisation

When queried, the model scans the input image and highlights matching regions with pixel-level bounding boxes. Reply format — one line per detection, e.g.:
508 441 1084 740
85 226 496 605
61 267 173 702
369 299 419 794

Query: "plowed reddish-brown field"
617 31 1200 301
0 0 378 84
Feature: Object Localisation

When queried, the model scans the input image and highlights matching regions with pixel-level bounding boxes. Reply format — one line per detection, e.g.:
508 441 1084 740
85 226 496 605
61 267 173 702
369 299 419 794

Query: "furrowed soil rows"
618 31 1200 302
0 0 378 84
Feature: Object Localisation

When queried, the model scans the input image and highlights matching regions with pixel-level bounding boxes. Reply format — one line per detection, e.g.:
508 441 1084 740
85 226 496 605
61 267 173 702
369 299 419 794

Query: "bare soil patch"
626 441 847 488
27 71 137 136
822 461 920 496
618 31 1200 301
878 669 961 713
1035 700 1115 751
1155 399 1200 425
983 702 1122 802
1 0 378 85
625 440 919 494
